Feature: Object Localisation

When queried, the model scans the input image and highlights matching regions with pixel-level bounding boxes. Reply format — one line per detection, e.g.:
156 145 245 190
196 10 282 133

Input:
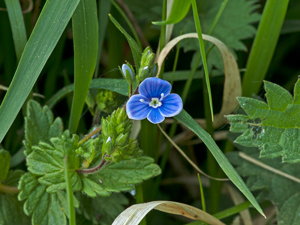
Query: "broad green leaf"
45 78 129 109
69 0 98 134
0 170 30 225
92 156 161 192
109 14 142 71
227 80 300 163
4 0 27 61
0 0 80 143
153 0 192 25
26 132 82 193
174 109 264 217
173 0 260 72
227 136 300 225
76 193 128 225
0 149 10 181
24 100 63 156
18 173 68 225
242 0 290 96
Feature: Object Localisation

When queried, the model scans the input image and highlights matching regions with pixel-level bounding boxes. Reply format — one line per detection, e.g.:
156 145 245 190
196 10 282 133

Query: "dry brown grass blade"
112 200 225 225
157 33 242 129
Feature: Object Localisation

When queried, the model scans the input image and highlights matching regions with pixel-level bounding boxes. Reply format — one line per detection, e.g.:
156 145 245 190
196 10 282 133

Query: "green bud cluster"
101 108 143 163
85 89 120 115
136 47 158 84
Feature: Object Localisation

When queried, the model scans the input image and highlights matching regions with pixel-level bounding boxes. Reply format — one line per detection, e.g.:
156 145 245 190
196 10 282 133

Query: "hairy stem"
0 184 20 194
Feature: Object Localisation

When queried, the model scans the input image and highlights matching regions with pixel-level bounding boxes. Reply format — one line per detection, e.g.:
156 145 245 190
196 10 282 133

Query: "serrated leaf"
93 156 161 191
24 100 63 156
227 80 300 163
0 170 30 225
227 134 300 225
0 149 11 181
18 173 68 225
76 192 128 225
26 133 82 193
173 0 260 71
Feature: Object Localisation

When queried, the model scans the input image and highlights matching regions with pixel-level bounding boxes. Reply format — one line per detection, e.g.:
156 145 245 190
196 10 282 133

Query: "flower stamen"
149 98 162 108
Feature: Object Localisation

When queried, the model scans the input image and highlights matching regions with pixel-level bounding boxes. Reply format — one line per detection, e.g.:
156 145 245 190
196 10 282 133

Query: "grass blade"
4 0 27 61
191 0 214 121
69 0 98 133
174 109 265 217
152 0 192 25
109 14 142 71
0 0 80 143
242 0 290 96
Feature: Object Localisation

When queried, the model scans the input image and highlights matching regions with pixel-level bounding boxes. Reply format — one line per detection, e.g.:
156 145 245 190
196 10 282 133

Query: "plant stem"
158 0 167 78
198 174 207 225
78 126 102 145
170 30 182 86
0 184 20 194
64 156 76 225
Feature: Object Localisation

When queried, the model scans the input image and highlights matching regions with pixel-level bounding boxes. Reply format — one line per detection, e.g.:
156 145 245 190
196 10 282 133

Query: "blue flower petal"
147 108 165 124
126 94 151 120
159 94 183 117
139 77 171 98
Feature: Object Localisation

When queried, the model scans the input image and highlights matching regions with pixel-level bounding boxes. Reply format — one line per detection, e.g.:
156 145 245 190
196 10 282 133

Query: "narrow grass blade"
109 14 142 71
0 0 80 143
242 0 290 96
4 0 27 61
153 0 192 25
69 0 98 133
110 0 142 48
174 110 265 217
191 0 214 121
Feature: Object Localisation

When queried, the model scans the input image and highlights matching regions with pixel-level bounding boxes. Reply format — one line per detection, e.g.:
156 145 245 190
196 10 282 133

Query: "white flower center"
149 98 162 108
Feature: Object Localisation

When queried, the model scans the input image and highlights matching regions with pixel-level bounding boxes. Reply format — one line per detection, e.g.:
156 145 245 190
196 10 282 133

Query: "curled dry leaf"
112 200 225 225
157 33 241 129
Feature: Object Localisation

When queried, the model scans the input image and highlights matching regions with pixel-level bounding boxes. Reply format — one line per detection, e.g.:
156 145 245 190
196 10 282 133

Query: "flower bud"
120 63 135 84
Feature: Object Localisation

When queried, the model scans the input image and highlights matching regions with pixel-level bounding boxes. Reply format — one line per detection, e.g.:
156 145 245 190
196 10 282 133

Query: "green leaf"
109 14 142 71
45 78 129 109
18 173 68 225
0 149 11 181
174 109 264 217
242 0 290 96
24 100 63 156
26 132 82 193
0 0 80 143
76 193 128 225
153 0 192 25
227 80 300 163
227 136 300 225
4 0 27 61
69 0 98 134
173 0 260 71
0 170 30 225
92 156 161 192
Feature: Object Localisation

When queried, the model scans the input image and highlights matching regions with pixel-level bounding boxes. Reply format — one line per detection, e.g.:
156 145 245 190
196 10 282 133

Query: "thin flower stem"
76 157 107 174
157 124 229 181
198 174 207 225
0 184 20 194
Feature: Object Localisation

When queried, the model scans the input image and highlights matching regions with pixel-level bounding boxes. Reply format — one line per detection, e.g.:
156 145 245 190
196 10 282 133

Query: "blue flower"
126 77 183 124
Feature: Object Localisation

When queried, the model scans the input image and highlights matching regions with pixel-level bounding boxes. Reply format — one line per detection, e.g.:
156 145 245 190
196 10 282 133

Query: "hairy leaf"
91 156 161 193
173 0 260 71
0 149 10 181
227 80 300 163
227 136 300 225
18 173 74 225
0 170 30 225
76 193 128 225
24 100 63 156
